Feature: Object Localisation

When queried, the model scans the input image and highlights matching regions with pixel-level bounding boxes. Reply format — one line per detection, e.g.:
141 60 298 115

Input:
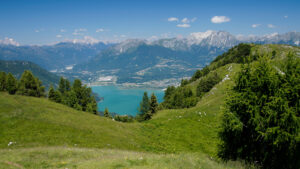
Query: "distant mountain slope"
70 31 300 86
0 42 112 70
0 60 60 87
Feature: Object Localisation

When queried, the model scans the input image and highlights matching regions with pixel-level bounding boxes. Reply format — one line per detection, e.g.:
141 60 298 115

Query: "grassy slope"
0 93 142 150
1 44 297 168
0 64 242 168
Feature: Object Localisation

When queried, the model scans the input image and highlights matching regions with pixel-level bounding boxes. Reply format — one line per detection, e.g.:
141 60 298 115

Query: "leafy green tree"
17 70 45 97
6 73 17 94
149 93 158 115
0 71 7 91
103 107 111 118
218 55 299 169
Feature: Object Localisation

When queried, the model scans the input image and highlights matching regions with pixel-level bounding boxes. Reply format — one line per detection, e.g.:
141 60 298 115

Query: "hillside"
0 42 111 70
0 87 244 168
0 60 60 87
0 44 298 168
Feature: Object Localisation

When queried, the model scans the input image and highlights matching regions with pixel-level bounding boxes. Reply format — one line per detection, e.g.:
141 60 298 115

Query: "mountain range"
1 31 299 87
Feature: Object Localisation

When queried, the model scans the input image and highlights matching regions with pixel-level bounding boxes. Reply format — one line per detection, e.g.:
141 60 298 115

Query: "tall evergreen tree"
138 92 151 121
6 73 17 94
48 85 55 100
58 77 66 94
48 84 61 103
65 79 71 92
139 92 150 114
218 55 300 169
149 93 158 115
0 71 6 91
17 70 45 97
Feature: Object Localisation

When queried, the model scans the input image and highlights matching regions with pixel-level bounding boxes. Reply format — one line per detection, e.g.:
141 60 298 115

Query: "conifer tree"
0 71 7 91
86 96 98 114
218 54 299 169
149 93 158 115
65 79 71 92
17 70 45 97
58 77 66 94
48 85 56 101
6 73 17 94
104 107 111 118
139 92 150 114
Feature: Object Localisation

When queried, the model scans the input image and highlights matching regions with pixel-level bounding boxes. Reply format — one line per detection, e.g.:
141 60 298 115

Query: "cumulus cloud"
73 28 87 35
0 37 20 46
60 29 66 32
168 17 179 22
65 36 100 44
177 23 191 28
56 35 62 38
284 15 288 19
181 17 197 23
96 28 105 33
252 24 261 28
181 18 189 23
211 16 230 23
268 24 275 28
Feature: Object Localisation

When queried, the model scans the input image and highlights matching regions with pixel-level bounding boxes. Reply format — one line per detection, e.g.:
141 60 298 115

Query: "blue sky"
0 0 299 45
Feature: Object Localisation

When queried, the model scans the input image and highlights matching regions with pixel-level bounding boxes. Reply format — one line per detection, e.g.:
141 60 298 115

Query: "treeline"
161 43 254 110
0 70 45 96
48 77 97 114
0 70 97 114
218 53 299 169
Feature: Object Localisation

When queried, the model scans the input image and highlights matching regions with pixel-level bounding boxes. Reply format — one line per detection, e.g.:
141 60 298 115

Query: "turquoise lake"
91 85 164 116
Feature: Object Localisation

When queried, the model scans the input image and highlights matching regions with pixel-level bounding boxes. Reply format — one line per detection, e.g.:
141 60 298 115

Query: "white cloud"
252 24 261 28
181 17 197 23
284 15 288 18
168 17 178 22
35 30 40 33
96 28 105 33
177 23 191 28
65 36 100 44
268 24 275 28
211 16 230 23
120 35 127 38
0 37 20 46
56 35 62 38
73 28 87 35
191 17 197 22
60 29 66 32
181 17 189 23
